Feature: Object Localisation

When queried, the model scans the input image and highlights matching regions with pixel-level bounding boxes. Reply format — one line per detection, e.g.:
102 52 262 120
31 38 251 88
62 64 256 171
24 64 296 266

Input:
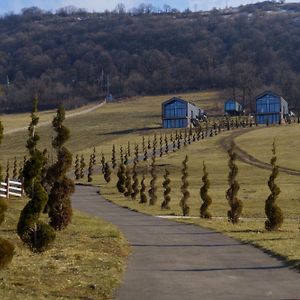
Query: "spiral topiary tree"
74 154 80 180
144 146 148 161
112 144 117 169
17 96 56 252
13 157 17 179
104 162 112 183
0 120 15 268
92 147 96 166
131 161 139 200
127 141 131 157
134 144 139 163
117 163 126 193
120 146 124 164
5 160 9 182
161 169 171 210
87 152 94 182
164 135 169 154
142 136 146 153
159 135 163 157
46 105 75 230
139 174 147 204
124 165 132 197
179 155 190 216
80 155 85 178
124 153 128 165
265 141 283 231
226 144 243 224
200 161 212 219
101 152 106 174
148 156 158 206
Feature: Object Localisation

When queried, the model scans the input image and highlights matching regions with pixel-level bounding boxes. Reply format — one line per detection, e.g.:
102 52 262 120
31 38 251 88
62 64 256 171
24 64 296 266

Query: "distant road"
5 100 106 135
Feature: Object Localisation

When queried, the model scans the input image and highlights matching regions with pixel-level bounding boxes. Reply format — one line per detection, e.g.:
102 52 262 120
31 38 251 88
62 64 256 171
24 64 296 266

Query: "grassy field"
1 89 299 285
90 127 300 270
0 196 129 300
235 123 300 171
0 91 222 164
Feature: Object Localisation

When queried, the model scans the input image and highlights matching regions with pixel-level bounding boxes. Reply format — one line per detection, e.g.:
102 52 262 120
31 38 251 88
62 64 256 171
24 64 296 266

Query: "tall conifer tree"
17 96 56 251
46 105 75 230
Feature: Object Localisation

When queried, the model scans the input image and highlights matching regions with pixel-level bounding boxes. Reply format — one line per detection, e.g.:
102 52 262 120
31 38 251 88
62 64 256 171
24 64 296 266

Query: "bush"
179 155 190 216
139 174 147 204
0 237 15 269
117 163 126 193
104 162 112 183
124 165 132 197
148 156 158 205
17 97 56 251
265 141 283 231
200 161 212 219
161 169 171 210
131 161 139 200
226 144 243 224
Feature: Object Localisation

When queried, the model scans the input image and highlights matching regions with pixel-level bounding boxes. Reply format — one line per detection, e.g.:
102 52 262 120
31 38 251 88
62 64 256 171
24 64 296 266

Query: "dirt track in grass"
219 127 300 176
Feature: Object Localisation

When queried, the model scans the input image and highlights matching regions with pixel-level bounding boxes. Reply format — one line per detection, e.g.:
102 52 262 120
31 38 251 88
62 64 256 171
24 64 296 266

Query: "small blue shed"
255 91 289 124
162 97 202 128
224 99 243 116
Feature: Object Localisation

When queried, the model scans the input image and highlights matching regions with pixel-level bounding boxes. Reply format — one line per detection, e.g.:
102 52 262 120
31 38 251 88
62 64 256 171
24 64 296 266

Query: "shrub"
0 237 15 269
74 154 80 180
13 157 17 179
46 105 75 230
101 152 106 173
200 161 212 219
124 165 132 197
226 144 243 224
120 146 124 164
134 144 139 163
161 169 171 210
179 155 190 216
117 163 126 193
87 153 94 182
139 174 147 204
265 141 283 231
131 161 139 200
148 156 157 206
112 144 117 169
17 96 56 251
104 162 112 183
80 155 85 178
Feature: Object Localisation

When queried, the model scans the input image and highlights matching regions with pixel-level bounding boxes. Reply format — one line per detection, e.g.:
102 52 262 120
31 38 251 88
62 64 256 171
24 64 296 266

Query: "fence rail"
0 179 23 198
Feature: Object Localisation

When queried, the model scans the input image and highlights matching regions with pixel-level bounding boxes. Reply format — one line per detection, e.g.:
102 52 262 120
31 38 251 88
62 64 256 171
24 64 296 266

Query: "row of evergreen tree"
110 142 283 232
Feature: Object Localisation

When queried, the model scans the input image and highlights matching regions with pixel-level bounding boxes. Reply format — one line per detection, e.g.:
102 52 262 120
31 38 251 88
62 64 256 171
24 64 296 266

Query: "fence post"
6 178 9 199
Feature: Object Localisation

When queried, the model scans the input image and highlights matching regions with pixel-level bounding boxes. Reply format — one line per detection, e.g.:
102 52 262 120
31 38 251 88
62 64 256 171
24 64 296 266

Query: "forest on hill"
1 1 300 112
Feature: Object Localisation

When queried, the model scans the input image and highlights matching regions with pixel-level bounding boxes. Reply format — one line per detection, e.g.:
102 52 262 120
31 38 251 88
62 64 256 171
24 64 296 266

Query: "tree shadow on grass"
97 126 159 136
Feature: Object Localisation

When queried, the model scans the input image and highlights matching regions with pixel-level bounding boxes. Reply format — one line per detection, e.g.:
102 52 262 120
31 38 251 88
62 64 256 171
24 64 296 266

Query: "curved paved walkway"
72 185 300 300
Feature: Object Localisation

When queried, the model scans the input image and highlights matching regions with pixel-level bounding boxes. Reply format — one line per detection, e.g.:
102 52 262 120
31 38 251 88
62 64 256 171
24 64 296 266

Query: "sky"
0 0 299 15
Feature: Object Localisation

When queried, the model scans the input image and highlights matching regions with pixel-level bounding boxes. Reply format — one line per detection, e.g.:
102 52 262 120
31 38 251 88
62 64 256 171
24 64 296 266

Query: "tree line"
1 2 300 112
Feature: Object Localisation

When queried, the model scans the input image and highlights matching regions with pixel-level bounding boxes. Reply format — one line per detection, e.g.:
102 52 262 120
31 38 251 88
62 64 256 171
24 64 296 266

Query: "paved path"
5 100 106 135
72 185 300 300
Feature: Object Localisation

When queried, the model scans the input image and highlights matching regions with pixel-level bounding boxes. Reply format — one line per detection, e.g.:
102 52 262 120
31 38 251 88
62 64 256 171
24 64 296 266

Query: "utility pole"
106 75 110 98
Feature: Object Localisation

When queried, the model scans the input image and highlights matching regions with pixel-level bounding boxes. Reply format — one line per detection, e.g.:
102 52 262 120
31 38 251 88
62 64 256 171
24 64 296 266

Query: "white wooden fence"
0 179 23 198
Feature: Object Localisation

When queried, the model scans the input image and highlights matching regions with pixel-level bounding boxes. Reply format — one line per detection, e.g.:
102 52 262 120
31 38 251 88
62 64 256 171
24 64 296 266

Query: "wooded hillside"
1 1 300 112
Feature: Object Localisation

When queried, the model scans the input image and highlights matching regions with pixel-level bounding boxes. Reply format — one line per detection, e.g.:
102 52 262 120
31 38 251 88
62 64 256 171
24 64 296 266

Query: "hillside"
1 1 300 112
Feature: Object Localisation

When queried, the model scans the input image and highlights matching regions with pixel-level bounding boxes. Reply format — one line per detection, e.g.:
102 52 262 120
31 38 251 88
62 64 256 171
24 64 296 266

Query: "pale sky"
0 0 299 14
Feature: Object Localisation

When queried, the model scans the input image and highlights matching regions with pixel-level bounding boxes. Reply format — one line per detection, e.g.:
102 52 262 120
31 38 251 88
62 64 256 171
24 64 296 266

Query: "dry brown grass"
0 196 129 300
